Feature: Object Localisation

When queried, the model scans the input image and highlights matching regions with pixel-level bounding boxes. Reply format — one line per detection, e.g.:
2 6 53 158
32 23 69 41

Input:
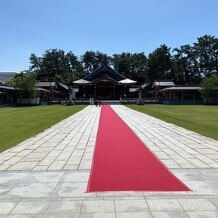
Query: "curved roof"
73 63 134 85
83 63 126 82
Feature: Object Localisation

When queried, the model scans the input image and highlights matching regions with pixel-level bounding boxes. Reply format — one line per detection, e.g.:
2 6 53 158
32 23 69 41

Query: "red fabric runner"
87 105 191 192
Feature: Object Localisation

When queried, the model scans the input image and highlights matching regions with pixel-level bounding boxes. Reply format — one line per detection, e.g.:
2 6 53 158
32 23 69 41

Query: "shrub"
201 74 218 98
14 73 38 98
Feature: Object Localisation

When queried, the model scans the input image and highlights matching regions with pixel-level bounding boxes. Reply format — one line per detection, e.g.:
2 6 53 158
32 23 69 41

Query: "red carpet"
87 105 191 192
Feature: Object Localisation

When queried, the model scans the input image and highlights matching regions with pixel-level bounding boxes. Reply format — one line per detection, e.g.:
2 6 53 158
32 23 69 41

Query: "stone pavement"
0 106 100 171
112 106 218 169
0 105 218 217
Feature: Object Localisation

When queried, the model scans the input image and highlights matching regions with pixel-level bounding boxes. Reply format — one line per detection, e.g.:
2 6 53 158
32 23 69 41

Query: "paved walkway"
0 105 218 217
0 106 100 171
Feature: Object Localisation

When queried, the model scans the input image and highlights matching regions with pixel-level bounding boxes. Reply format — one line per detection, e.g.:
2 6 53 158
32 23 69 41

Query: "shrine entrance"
96 80 115 99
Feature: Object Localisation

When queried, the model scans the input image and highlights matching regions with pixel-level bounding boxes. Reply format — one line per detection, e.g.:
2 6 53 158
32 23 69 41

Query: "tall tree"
173 45 201 84
147 44 172 81
29 53 42 74
29 49 84 84
112 52 132 77
81 51 111 73
28 34 217 86
194 35 218 77
112 52 147 84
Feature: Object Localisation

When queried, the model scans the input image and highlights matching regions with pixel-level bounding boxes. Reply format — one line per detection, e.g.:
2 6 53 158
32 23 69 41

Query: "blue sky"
0 0 217 72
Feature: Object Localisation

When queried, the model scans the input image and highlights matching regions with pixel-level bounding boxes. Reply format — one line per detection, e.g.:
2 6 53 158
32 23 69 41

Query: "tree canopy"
201 74 218 97
112 52 147 84
28 34 218 85
147 44 172 81
7 73 38 98
81 51 111 73
29 49 84 84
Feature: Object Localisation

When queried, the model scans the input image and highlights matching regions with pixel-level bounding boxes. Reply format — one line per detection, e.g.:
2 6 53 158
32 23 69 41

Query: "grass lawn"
0 105 86 153
127 105 218 140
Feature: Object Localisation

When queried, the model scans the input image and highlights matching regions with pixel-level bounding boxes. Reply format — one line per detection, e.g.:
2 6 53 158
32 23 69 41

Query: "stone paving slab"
112 105 218 169
0 106 100 171
0 169 218 216
0 105 218 217
1 105 217 171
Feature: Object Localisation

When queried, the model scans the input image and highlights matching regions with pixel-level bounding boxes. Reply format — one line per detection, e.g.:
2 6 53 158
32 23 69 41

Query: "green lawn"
127 105 218 140
0 105 86 153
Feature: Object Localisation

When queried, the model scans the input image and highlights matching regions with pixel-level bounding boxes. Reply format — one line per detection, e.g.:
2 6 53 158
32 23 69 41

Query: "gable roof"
84 63 126 81
73 63 136 85
36 81 69 91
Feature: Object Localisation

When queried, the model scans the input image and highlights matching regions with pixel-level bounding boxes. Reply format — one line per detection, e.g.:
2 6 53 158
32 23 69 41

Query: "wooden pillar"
52 90 54 100
113 84 115 99
7 93 10 103
123 85 126 97
181 91 184 101
69 87 73 102
83 85 86 97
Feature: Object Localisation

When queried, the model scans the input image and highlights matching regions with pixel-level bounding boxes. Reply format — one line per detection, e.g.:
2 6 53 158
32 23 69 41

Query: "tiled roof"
59 83 69 90
153 81 175 87
159 86 202 92
82 63 126 82
36 81 56 87
0 85 16 90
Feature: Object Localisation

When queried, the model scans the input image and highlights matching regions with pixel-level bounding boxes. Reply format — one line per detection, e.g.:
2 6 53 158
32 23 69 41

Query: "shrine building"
73 63 136 99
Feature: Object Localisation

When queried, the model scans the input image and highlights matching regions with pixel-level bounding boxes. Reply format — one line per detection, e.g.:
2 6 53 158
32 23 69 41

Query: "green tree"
56 51 85 84
194 35 218 77
113 52 133 78
147 44 172 81
13 73 38 98
29 49 84 84
81 51 111 73
4 79 16 87
201 74 218 97
112 52 147 84
29 53 42 74
173 45 201 84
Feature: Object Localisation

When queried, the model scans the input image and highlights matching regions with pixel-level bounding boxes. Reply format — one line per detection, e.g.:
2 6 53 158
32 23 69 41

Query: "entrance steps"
74 98 140 105
100 100 121 105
